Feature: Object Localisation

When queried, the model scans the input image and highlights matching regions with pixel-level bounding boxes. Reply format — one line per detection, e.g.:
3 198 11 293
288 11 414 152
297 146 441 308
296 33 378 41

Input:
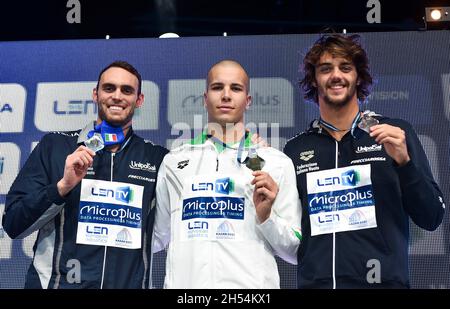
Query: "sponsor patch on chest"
355 144 382 154
299 150 315 161
296 162 319 175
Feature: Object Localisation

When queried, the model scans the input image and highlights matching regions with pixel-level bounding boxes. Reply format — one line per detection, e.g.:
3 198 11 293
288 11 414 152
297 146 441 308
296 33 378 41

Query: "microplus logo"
317 170 360 187
79 204 141 222
182 197 245 220
309 189 373 209
191 177 235 195
91 186 134 203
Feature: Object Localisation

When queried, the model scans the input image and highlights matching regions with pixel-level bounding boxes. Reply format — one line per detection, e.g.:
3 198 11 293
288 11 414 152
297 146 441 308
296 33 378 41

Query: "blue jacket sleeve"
395 122 445 231
2 134 66 239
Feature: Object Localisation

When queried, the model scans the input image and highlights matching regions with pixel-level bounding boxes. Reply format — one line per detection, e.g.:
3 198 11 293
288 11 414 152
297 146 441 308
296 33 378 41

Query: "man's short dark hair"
96 60 142 95
300 33 373 104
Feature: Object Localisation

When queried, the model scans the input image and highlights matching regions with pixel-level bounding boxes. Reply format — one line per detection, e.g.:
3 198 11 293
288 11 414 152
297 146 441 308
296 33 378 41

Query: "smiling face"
93 66 144 127
314 52 359 108
204 61 251 128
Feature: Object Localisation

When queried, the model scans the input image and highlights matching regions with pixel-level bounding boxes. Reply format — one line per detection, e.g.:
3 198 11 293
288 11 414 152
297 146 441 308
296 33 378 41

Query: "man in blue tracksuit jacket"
2 61 168 288
283 33 446 288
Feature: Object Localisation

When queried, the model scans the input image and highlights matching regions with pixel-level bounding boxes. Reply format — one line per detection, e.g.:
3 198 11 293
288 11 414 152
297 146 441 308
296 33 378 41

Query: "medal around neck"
245 148 265 171
358 114 379 133
84 133 104 152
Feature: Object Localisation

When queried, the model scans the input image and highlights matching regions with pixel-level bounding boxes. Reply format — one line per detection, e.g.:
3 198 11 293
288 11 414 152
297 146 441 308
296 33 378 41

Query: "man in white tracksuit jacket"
152 60 302 288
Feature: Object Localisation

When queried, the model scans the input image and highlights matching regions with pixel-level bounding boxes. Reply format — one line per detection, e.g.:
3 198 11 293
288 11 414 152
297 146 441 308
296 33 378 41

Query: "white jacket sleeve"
257 157 302 265
152 159 171 253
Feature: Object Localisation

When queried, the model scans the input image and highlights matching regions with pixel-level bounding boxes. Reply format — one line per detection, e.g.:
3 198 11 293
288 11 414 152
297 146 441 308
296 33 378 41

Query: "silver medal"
84 133 104 152
358 114 379 133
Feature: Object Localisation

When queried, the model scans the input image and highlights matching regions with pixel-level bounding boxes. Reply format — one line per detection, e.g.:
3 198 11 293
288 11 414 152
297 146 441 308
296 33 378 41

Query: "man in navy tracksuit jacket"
283 34 446 288
2 61 168 288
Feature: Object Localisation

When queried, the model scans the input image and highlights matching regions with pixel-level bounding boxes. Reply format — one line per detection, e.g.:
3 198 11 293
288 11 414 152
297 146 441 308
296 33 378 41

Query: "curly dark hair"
300 33 373 104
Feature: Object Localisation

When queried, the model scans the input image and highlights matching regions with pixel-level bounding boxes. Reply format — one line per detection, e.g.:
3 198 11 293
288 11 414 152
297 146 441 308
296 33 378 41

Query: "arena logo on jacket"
296 150 319 175
181 175 245 241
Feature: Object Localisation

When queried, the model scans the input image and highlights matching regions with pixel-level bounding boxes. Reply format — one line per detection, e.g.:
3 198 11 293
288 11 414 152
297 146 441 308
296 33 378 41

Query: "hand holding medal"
246 148 265 171
84 133 105 153
358 113 379 133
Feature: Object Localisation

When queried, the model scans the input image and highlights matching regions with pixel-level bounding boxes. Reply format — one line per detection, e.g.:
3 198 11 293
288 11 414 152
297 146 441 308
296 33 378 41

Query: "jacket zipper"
100 152 115 288
332 140 338 289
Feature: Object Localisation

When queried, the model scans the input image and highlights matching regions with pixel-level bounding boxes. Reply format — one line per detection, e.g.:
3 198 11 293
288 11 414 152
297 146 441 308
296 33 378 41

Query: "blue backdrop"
1 31 449 288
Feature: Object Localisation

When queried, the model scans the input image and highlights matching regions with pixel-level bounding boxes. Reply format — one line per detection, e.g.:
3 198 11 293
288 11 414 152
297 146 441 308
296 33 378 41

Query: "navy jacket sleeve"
2 134 66 239
395 120 445 231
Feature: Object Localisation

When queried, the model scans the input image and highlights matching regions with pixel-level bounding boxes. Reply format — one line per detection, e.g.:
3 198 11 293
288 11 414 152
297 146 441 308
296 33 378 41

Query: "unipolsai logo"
129 160 156 172
355 144 382 153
